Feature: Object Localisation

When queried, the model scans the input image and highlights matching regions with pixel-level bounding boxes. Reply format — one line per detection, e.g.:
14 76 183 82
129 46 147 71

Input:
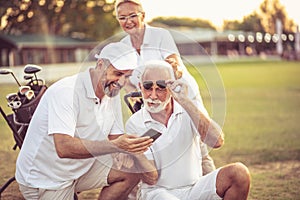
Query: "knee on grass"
226 162 251 187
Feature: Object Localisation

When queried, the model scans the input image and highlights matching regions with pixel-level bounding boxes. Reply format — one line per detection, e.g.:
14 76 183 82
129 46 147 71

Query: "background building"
0 34 97 67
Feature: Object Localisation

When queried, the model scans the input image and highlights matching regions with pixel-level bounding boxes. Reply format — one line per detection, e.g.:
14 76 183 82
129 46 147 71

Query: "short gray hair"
140 60 175 82
96 58 111 70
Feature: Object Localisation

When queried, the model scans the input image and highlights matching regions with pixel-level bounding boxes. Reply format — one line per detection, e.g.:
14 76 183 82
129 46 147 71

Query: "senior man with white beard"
125 60 250 200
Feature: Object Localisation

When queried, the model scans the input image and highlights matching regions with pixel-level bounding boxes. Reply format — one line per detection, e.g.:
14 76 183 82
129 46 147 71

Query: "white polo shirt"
121 26 208 115
121 25 179 67
15 67 124 190
121 26 179 87
125 100 202 189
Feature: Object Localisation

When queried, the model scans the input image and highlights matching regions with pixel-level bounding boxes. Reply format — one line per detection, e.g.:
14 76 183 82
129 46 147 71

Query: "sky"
140 0 300 30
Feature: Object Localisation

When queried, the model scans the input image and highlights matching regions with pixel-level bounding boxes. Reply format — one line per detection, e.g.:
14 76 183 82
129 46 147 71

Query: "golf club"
25 90 35 100
19 86 31 95
7 100 22 110
6 93 20 102
18 86 35 102
6 92 22 109
0 68 21 87
6 93 21 108
23 64 44 87
24 64 41 80
24 75 34 81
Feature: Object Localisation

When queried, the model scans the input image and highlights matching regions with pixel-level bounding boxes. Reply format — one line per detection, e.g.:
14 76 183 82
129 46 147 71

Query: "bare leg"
216 162 251 200
98 168 140 200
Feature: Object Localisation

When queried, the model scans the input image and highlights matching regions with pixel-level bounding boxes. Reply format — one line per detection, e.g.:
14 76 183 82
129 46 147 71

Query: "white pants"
19 158 112 200
140 169 222 200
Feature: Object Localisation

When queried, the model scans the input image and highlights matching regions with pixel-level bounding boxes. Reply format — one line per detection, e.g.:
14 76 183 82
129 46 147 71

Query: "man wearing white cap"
15 42 156 200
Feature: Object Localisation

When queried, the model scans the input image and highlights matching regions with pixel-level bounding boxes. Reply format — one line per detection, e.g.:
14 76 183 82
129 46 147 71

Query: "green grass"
0 60 300 199
189 61 300 200
189 61 300 165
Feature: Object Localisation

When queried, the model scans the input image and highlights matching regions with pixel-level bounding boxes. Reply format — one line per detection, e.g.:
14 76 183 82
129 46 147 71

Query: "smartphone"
142 129 162 142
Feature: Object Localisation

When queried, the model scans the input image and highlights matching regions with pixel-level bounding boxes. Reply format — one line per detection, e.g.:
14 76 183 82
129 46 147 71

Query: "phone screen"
142 129 162 142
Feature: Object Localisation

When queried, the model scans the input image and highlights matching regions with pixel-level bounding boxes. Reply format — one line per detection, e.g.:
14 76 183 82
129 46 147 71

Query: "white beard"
143 96 171 113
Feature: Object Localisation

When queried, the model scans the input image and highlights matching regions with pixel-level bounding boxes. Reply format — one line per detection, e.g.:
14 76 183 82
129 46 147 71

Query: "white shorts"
19 156 112 200
140 168 222 200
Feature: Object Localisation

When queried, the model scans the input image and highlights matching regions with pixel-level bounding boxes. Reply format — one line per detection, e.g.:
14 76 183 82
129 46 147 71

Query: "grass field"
0 60 299 199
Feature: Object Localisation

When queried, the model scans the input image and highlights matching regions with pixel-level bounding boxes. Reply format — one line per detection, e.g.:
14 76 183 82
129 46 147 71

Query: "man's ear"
96 59 103 68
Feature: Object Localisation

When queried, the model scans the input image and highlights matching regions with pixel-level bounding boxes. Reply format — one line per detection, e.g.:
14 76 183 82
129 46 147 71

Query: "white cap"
95 42 137 70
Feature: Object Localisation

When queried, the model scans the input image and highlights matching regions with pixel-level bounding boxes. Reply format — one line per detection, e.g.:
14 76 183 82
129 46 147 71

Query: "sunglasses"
142 80 167 90
117 12 142 21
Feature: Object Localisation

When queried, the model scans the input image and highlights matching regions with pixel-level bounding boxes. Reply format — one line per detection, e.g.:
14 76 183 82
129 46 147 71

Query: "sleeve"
125 117 139 136
199 141 209 157
109 94 125 135
48 87 77 136
159 29 180 59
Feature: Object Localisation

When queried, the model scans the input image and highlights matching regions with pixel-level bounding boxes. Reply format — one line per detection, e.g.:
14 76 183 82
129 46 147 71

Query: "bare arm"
53 133 153 159
166 80 224 148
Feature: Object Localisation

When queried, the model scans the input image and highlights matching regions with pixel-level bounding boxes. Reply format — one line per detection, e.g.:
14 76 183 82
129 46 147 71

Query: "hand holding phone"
142 129 162 142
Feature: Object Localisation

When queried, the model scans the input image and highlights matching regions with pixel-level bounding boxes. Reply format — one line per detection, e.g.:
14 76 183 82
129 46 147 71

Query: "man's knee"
229 162 251 185
108 168 140 186
216 162 251 196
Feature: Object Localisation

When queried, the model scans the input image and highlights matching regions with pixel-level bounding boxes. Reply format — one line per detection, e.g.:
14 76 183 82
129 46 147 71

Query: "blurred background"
0 0 299 69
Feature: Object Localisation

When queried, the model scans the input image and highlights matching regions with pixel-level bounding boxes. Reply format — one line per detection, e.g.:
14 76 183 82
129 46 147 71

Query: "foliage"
150 16 216 30
0 0 297 40
0 0 120 41
258 0 295 34
223 0 296 33
223 12 264 32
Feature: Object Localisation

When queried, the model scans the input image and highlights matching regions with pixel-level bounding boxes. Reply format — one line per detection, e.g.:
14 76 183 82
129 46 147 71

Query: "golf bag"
0 65 47 197
3 85 47 149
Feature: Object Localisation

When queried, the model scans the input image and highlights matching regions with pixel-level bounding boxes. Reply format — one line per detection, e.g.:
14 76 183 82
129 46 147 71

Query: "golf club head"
25 90 35 100
24 75 34 80
24 64 42 74
0 68 21 86
6 93 20 102
19 86 31 95
7 100 22 109
0 68 13 75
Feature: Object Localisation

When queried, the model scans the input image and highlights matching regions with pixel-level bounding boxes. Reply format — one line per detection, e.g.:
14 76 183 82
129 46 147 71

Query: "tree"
150 17 216 30
222 0 296 34
223 12 264 32
0 0 119 41
258 0 295 34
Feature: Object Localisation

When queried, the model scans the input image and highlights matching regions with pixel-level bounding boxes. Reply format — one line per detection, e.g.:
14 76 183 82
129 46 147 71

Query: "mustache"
143 98 162 104
105 81 122 89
